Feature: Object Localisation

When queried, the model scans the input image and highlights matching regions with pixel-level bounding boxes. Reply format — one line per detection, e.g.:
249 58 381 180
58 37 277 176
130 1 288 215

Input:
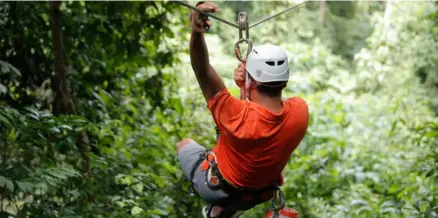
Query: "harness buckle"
209 175 220 186
205 151 223 189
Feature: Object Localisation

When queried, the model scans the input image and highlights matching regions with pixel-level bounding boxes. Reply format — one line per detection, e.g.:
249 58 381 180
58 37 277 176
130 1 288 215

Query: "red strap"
207 154 215 163
264 208 299 218
280 208 299 217
201 160 209 171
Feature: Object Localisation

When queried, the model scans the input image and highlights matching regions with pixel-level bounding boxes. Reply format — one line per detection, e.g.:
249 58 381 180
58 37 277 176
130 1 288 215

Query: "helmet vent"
277 60 285 65
265 61 275 66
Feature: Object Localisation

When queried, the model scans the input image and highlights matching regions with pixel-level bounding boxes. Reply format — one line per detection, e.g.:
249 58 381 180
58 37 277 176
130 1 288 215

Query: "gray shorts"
178 140 229 204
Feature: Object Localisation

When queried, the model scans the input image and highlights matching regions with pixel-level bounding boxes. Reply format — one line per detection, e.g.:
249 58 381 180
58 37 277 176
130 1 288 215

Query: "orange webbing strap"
264 208 299 218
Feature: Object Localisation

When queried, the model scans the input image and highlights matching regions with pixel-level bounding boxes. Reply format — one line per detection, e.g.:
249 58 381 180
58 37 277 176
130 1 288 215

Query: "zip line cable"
249 1 308 29
174 1 241 29
174 0 308 30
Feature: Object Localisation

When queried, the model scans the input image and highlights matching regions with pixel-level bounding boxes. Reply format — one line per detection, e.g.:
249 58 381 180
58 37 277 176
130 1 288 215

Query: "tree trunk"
50 1 90 176
319 0 326 25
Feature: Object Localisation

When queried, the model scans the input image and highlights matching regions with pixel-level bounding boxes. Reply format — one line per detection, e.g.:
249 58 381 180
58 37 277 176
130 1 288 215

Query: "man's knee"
177 138 193 153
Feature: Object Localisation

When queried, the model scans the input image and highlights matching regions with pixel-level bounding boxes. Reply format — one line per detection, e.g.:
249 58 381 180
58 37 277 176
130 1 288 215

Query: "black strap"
208 159 277 202
189 149 211 195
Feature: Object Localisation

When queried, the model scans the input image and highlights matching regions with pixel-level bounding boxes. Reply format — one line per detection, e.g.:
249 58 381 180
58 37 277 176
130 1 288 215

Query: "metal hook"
235 12 252 62
235 39 252 62
272 187 285 211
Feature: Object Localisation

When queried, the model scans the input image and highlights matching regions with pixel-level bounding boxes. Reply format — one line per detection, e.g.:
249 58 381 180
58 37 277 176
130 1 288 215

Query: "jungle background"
1 1 438 217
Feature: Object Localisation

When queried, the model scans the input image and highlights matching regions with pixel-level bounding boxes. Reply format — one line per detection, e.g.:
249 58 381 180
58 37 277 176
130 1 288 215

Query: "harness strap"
189 149 280 207
206 206 215 218
204 150 278 201
189 149 211 196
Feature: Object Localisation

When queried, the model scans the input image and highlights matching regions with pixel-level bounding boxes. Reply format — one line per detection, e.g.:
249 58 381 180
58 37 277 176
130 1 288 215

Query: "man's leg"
178 139 244 217
177 138 229 203
177 138 205 181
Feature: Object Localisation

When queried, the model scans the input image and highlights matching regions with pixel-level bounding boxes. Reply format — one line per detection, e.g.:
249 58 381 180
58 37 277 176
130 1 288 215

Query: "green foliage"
1 104 86 217
0 1 203 217
1 1 437 218
204 1 438 217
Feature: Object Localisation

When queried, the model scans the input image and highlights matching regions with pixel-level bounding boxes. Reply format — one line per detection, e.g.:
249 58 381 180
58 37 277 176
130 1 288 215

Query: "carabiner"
235 12 252 62
272 187 286 211
235 39 253 62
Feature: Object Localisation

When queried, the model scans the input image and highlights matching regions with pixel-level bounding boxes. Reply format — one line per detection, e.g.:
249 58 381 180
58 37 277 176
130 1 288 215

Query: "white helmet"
245 44 289 83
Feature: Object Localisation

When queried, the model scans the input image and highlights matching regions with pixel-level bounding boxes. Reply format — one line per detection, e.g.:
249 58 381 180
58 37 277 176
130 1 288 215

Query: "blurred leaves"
0 1 437 218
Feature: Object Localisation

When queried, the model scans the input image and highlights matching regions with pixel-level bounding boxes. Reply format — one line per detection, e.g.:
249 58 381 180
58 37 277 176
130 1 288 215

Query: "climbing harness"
190 151 292 217
190 149 297 218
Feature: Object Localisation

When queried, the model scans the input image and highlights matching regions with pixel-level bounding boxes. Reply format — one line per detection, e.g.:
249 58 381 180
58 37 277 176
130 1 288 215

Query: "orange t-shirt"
207 88 309 189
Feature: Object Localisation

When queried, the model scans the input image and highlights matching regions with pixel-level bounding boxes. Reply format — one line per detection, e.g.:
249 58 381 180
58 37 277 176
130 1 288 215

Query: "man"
177 2 309 218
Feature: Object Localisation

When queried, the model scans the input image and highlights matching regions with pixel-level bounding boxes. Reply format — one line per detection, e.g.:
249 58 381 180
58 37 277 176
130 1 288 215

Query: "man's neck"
251 94 283 114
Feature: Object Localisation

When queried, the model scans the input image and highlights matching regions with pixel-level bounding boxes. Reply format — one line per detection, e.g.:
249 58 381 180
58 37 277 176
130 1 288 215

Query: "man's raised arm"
189 2 225 102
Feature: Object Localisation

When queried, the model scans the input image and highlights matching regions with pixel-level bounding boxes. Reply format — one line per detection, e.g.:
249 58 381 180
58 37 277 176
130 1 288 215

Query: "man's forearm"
189 31 225 101
190 31 210 74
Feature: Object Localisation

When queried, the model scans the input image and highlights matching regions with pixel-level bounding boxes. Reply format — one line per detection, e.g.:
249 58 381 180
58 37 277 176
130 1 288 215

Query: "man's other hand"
234 62 246 88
